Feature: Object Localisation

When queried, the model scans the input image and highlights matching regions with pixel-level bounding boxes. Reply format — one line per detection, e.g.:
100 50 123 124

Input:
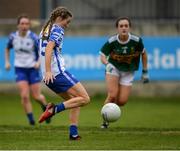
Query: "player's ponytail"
42 20 51 39
42 6 72 39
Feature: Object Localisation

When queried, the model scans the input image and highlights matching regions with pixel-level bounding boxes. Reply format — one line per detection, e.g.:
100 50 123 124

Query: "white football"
101 103 121 122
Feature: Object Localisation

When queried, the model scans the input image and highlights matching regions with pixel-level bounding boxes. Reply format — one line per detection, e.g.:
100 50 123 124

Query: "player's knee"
32 94 39 100
81 95 90 106
32 93 44 101
108 95 117 103
21 95 30 104
117 99 128 106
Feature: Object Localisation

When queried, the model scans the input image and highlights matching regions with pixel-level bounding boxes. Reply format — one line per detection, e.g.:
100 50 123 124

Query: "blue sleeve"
49 27 63 47
7 33 14 49
30 32 39 61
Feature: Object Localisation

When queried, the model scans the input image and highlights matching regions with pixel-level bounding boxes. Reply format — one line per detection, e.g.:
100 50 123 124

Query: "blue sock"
69 125 78 136
27 113 35 125
54 103 65 113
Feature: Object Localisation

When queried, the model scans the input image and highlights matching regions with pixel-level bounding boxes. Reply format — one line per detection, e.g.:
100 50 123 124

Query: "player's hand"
44 71 55 84
105 63 112 72
34 62 40 69
5 62 11 70
141 69 149 84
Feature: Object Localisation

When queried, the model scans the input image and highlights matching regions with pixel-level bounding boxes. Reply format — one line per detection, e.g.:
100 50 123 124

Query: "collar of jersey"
16 30 31 38
117 33 131 44
53 24 64 32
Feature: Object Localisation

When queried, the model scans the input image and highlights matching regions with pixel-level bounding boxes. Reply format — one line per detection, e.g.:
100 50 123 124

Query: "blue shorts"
15 67 41 84
45 70 79 93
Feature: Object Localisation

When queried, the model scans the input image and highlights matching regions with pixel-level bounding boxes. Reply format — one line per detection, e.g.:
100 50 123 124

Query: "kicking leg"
38 82 90 123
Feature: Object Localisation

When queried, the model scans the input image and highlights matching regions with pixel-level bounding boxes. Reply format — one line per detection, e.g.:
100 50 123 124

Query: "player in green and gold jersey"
100 17 149 128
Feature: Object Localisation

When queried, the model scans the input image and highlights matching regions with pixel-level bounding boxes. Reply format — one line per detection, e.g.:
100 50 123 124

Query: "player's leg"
57 93 81 140
29 68 50 123
39 71 90 124
29 68 47 106
59 83 88 140
30 83 51 123
101 74 119 128
117 85 132 106
15 67 35 125
101 64 119 128
30 82 47 106
41 82 89 115
117 71 134 106
47 82 89 119
104 63 120 104
69 107 81 140
39 82 89 140
17 81 35 125
59 82 90 109
38 71 90 140
104 74 119 104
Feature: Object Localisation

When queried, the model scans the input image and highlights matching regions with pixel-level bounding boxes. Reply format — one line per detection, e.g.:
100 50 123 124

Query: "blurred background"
0 0 180 96
1 2 180 149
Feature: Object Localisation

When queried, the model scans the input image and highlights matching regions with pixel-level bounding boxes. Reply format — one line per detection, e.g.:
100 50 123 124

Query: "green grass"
0 93 180 149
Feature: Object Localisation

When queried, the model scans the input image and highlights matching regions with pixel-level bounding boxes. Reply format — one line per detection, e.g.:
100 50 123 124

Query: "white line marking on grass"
1 129 180 135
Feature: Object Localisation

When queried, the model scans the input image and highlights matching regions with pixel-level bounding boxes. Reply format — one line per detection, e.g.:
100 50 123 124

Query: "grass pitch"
0 93 180 150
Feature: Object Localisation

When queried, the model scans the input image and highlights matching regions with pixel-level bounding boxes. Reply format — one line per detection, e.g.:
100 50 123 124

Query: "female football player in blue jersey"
5 14 49 125
100 17 149 128
38 7 90 140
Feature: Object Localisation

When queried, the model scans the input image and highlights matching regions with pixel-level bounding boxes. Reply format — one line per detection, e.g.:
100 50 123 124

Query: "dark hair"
17 14 30 25
115 17 131 28
42 6 72 39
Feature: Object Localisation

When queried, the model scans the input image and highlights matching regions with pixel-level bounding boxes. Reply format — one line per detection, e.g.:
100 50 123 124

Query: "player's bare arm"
5 48 11 70
44 41 56 84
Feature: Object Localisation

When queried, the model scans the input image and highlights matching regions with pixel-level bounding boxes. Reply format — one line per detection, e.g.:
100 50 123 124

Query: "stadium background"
0 0 180 150
0 0 180 96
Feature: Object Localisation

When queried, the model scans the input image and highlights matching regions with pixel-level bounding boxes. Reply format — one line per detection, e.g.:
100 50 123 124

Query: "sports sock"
69 125 78 137
54 103 65 113
27 113 35 125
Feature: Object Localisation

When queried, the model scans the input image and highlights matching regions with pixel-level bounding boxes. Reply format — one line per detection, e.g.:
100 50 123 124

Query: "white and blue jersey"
39 24 66 78
39 24 78 93
7 30 39 68
7 30 40 84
